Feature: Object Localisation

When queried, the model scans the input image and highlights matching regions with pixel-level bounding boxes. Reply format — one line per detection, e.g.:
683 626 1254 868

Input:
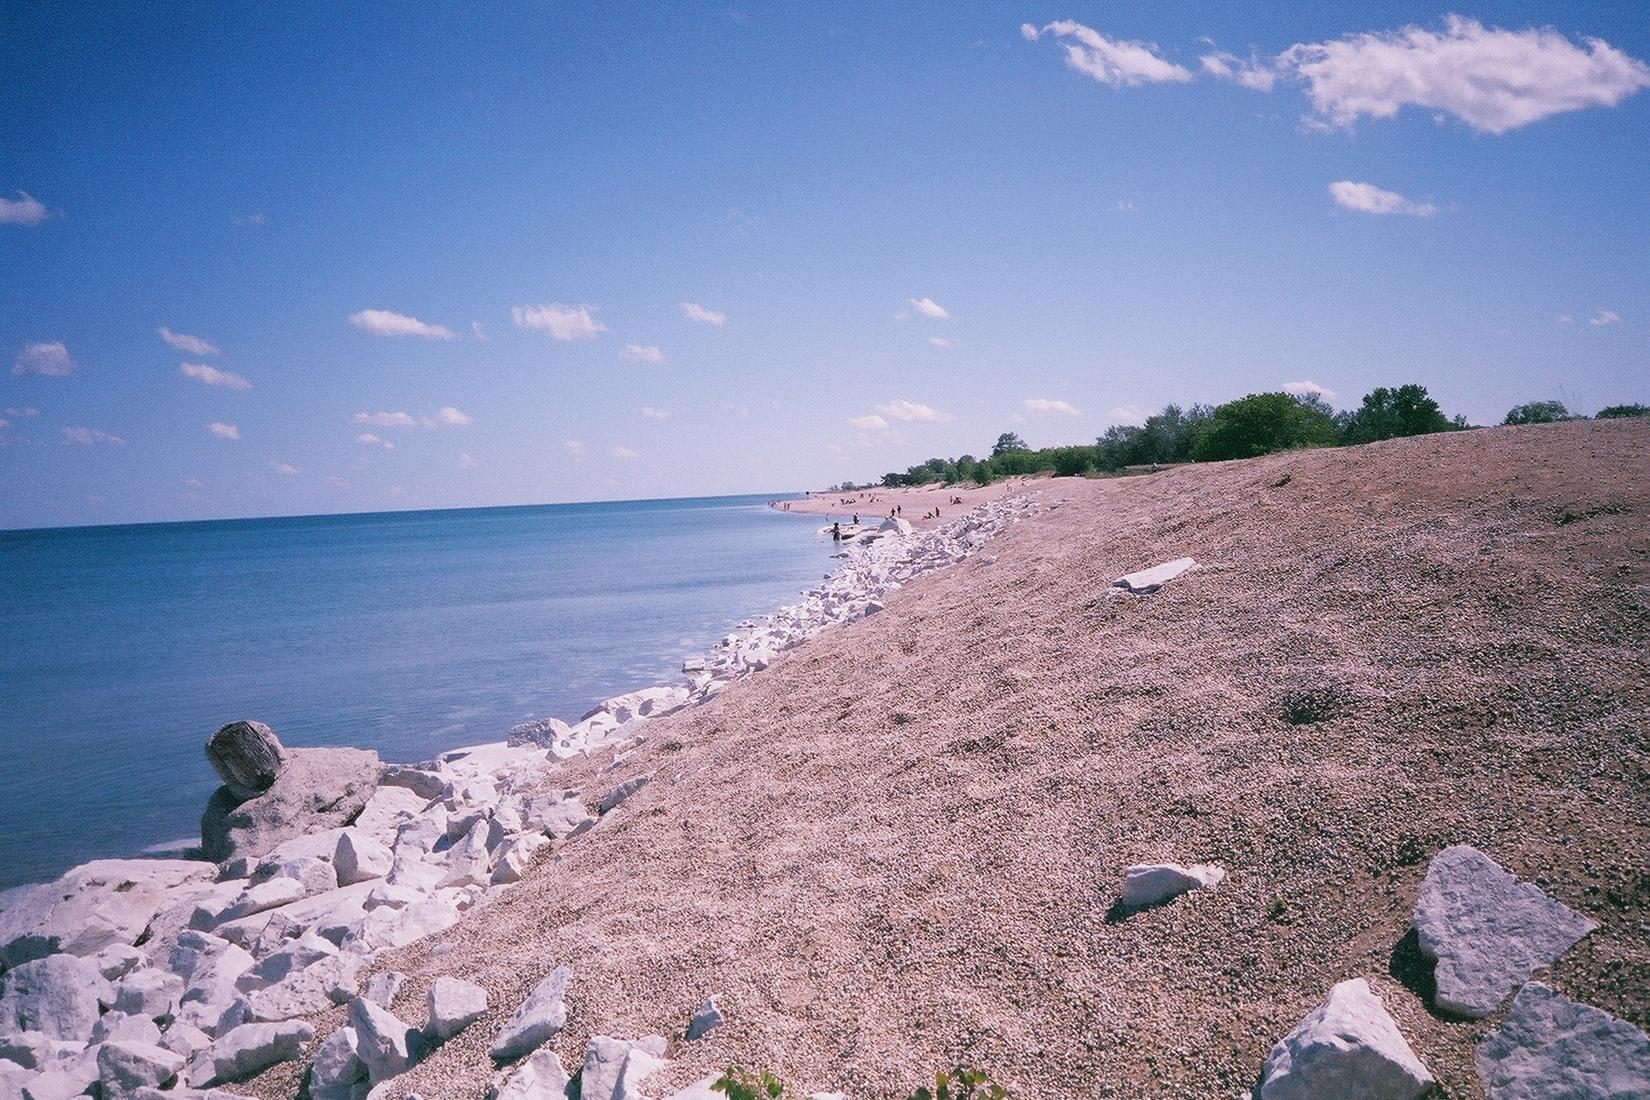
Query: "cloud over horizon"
208 422 240 439
0 191 50 226
1024 397 1081 416
619 344 667 364
679 302 728 326
13 341 76 377
1022 21 1194 87
62 426 124 445
906 297 951 320
512 303 606 341
181 363 253 390
158 327 221 356
1329 180 1438 217
874 399 952 423
1283 380 1336 399
349 309 457 340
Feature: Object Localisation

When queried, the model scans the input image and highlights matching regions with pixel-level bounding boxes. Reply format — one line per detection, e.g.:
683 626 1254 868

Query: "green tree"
1596 403 1649 419
990 431 1028 457
1503 401 1573 425
1093 425 1144 471
1341 384 1453 443
1193 392 1337 462
1047 445 1096 476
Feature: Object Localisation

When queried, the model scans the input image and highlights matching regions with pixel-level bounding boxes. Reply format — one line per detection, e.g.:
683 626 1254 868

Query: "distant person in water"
853 514 859 525
832 522 841 541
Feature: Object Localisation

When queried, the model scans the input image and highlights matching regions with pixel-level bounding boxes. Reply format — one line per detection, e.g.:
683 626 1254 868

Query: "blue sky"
3 2 1646 528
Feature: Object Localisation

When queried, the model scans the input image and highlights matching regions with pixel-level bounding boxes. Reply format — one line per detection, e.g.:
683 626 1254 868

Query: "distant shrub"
1340 384 1455 443
1596 403 1649 419
1047 445 1096 477
1503 400 1574 425
908 1067 1009 1100
1193 392 1336 462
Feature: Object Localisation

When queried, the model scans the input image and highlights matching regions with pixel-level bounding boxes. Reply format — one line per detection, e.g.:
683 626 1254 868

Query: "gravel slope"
257 418 1649 1099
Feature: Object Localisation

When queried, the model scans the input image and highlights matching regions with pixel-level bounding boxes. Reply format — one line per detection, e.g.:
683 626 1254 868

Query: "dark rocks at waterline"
201 747 382 864
204 721 289 801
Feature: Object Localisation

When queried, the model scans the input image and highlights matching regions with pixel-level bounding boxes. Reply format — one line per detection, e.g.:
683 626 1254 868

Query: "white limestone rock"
335 832 394 886
362 973 406 1011
425 978 487 1042
491 834 551 885
598 776 650 815
1414 845 1597 1018
684 995 723 1041
97 1040 186 1100
252 854 337 898
1260 979 1433 1100
216 878 308 925
0 859 215 968
1112 557 1197 595
91 945 148 983
439 819 499 888
348 997 418 1085
580 1035 669 1100
487 1048 569 1100
1476 981 1650 1099
0 954 109 1041
0 1031 56 1070
207 1020 316 1084
307 1025 367 1100
159 1022 212 1060
91 1011 165 1046
1119 863 1225 908
354 786 430 843
519 796 593 841
112 968 186 1020
490 967 572 1061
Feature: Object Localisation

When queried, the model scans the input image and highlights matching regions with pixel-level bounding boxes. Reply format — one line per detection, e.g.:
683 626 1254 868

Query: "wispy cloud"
1277 16 1650 134
273 462 300 476
638 406 671 420
62 426 125 445
5 407 40 418
432 405 473 426
470 321 487 342
1329 180 1437 216
1024 398 1081 416
512 303 605 341
1108 404 1149 425
353 411 420 428
619 344 667 365
1022 21 1193 87
208 421 240 439
158 327 220 356
1589 308 1622 326
873 399 952 423
0 191 50 227
352 408 471 429
848 414 888 431
180 363 252 390
906 296 951 320
564 439 586 462
349 309 457 340
1199 50 1276 91
13 341 76 377
612 445 640 460
679 302 728 326
459 452 479 469
354 432 395 448
928 336 954 349
1283 380 1336 399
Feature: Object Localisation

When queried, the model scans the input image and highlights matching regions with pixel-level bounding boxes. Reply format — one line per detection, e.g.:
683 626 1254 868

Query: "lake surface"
0 495 830 889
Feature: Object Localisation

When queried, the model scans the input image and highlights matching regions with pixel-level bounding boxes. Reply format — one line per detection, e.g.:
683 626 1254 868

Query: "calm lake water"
0 495 831 890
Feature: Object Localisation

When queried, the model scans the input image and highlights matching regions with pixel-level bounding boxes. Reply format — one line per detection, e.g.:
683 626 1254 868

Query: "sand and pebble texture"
1476 981 1650 1099
1259 979 1433 1100
1413 844 1597 1018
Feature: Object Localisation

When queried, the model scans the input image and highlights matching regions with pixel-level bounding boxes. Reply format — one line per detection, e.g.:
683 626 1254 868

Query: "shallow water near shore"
0 494 830 890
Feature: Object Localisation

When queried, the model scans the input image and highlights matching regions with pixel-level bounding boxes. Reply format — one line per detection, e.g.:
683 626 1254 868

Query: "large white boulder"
1112 557 1197 595
112 968 186 1020
425 978 488 1042
1413 845 1596 1018
206 1020 315 1084
1119 863 1225 908
1476 981 1650 1099
487 1048 569 1100
334 831 393 886
0 953 110 1041
97 1040 186 1100
490 967 572 1061
0 859 215 967
307 1025 366 1100
348 996 417 1084
491 833 551 885
579 1035 670 1100
1260 979 1433 1100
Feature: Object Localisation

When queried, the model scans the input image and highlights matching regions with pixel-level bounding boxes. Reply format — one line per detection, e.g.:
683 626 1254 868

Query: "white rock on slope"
1260 978 1433 1100
0 953 110 1041
97 1040 187 1100
334 831 393 886
348 996 418 1084
1119 863 1225 908
0 859 214 968
490 967 572 1061
205 1020 316 1084
307 1025 367 1100
425 977 487 1041
1476 981 1650 1099
1413 845 1597 1018
488 1048 570 1100
580 1035 670 1100
1112 557 1197 595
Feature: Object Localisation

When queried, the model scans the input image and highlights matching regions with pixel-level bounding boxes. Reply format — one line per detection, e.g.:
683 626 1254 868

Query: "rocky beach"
3 419 1649 1099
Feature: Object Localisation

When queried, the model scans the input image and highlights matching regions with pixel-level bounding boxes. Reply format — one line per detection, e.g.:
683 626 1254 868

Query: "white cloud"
0 191 50 226
1024 398 1081 416
873 399 952 423
62 426 125 445
1589 308 1622 326
907 296 951 319
1283 380 1337 399
612 445 640 460
470 321 487 341
208 421 240 439
5 407 40 417
273 462 300 475
619 343 667 364
1022 20 1194 87
180 363 253 390
158 327 221 356
1108 404 1149 425
432 405 474 426
848 414 888 431
679 302 728 326
1199 50 1277 91
13 341 76 377
354 433 394 448
1557 314 1574 325
929 337 954 349
1276 16 1650 134
512 303 605 341
1329 180 1438 216
638 406 671 420
353 411 420 429
459 452 479 469
349 309 456 340
1117 199 1137 212
564 439 586 462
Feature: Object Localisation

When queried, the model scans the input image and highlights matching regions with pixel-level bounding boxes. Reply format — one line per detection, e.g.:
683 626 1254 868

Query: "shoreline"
770 476 1056 529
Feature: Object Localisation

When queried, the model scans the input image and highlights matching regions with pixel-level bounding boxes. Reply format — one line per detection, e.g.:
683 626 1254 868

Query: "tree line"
847 388 1647 489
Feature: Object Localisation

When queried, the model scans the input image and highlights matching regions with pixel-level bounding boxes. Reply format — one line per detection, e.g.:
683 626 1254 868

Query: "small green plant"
712 1067 788 1100
907 1067 1009 1100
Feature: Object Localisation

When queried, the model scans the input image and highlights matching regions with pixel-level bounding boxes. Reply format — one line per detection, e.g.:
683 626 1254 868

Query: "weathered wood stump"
205 719 288 800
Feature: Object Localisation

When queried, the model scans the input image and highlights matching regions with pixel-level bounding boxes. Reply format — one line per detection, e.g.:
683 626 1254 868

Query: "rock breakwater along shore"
0 494 1049 1100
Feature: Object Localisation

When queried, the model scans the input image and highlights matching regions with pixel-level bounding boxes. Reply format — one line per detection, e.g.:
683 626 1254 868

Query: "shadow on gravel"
1389 928 1450 1019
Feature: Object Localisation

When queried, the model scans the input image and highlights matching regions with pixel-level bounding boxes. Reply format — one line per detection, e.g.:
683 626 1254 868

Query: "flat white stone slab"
1477 982 1650 1099
1413 845 1596 1018
1120 863 1225 908
1260 978 1433 1100
1112 557 1197 594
